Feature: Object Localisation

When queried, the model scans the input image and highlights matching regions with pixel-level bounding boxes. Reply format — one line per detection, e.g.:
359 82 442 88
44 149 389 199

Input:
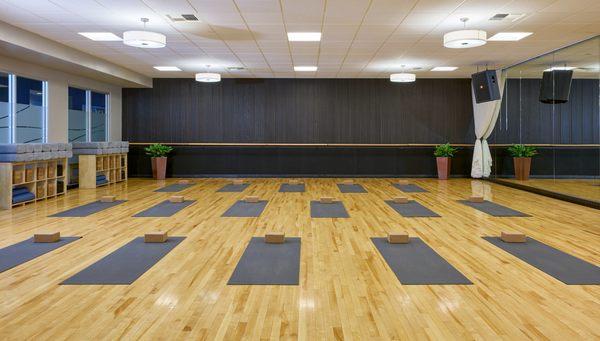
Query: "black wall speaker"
539 70 573 104
471 70 500 103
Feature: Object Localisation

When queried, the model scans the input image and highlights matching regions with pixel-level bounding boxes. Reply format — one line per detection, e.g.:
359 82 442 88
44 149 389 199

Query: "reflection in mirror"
491 36 599 206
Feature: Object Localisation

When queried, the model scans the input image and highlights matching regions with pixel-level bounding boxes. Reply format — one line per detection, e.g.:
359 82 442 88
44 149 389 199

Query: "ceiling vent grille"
166 14 199 22
489 13 525 22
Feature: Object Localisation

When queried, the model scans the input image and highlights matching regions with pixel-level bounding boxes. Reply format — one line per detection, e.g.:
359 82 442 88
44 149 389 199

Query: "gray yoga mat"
217 184 250 192
228 237 301 285
221 200 268 217
459 200 530 217
0 237 80 273
133 200 195 217
393 184 428 193
372 237 472 285
385 200 441 217
154 183 195 192
483 237 600 285
50 200 126 217
310 201 349 218
279 184 305 192
62 237 185 285
337 184 367 193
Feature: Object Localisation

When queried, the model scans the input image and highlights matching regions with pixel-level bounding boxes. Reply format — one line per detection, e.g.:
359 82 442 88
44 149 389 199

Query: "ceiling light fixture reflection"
544 66 576 71
195 65 221 83
431 66 458 71
123 18 166 48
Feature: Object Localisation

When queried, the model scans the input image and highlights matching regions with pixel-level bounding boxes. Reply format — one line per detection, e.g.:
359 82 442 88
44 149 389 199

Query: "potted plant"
434 143 458 180
145 143 173 180
507 144 537 181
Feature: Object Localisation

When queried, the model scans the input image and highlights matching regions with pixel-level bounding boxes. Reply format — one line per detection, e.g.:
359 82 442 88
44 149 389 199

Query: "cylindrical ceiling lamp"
443 18 486 49
390 73 416 83
195 73 221 83
123 18 166 48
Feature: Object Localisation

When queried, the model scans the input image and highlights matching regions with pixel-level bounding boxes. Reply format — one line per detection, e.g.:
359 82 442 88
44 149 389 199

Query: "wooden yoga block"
145 231 168 243
468 196 484 203
342 179 354 185
232 179 245 185
396 180 409 185
244 196 260 203
289 179 302 185
34 232 60 243
169 195 185 203
393 196 409 204
501 232 526 243
265 232 285 244
100 195 116 203
178 179 190 185
320 197 335 204
387 232 409 244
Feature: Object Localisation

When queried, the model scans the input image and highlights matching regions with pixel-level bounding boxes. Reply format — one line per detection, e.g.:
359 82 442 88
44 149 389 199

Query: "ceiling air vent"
227 67 245 71
489 13 525 22
166 14 200 22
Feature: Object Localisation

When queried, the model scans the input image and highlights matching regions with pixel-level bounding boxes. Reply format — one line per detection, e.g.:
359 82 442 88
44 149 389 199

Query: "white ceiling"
0 0 598 79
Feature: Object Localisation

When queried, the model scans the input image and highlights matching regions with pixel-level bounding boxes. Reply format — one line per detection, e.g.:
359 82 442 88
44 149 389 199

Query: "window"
0 72 8 143
91 92 107 141
16 76 46 143
68 87 108 142
68 87 87 142
0 72 47 143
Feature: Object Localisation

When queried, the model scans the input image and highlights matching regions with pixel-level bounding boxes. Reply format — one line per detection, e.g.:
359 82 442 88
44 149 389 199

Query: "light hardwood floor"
502 178 600 203
0 178 598 340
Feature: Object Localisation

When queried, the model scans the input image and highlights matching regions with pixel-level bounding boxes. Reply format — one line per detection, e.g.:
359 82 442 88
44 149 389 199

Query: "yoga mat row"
49 198 529 218
1 233 598 285
155 182 427 193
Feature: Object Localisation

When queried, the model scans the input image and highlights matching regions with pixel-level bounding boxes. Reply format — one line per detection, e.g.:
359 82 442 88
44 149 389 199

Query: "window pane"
0 72 8 143
91 92 106 141
16 76 44 143
68 87 87 142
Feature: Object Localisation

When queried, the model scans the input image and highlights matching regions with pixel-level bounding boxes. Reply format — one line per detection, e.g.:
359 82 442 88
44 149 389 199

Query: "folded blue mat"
96 179 108 185
13 187 30 195
12 192 35 204
96 175 106 180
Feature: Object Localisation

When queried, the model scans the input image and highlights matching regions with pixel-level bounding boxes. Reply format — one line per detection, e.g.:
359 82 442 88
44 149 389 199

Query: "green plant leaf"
144 143 173 158
434 143 458 157
507 144 537 157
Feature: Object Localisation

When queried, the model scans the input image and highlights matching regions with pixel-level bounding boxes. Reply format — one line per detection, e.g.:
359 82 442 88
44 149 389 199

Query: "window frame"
68 85 110 142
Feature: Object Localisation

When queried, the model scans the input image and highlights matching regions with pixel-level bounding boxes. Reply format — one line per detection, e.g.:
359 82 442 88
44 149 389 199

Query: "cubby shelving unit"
0 158 68 210
78 153 128 189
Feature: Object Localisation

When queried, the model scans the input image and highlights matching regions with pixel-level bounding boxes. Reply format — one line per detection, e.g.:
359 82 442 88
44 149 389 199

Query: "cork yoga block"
178 180 190 185
244 196 260 203
169 196 185 203
289 180 302 185
34 232 60 243
265 232 285 244
145 232 168 243
320 197 334 204
468 196 484 203
387 232 409 244
501 232 526 243
341 180 354 185
392 197 409 204
100 195 116 203
396 180 409 185
232 179 245 185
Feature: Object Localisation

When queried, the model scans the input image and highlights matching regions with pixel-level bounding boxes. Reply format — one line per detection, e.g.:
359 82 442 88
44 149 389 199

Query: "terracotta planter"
513 157 532 180
436 157 451 180
151 157 167 180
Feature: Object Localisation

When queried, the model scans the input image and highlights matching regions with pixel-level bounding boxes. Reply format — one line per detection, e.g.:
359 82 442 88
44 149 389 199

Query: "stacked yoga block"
0 143 72 210
72 142 128 189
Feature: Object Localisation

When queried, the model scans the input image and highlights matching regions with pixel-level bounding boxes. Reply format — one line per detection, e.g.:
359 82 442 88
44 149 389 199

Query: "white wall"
0 54 122 142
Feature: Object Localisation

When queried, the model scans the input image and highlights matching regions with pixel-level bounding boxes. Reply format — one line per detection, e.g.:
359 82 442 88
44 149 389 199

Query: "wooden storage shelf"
78 153 128 189
1 157 69 210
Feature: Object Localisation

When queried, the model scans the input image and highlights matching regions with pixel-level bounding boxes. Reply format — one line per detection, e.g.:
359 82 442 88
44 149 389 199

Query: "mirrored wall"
491 36 599 206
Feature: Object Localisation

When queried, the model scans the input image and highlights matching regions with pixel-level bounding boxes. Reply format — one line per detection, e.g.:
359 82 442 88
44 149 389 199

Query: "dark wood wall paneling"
123 78 475 144
491 79 600 144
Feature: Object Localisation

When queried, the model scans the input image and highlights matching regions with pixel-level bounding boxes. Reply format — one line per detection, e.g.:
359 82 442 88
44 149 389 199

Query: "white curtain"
471 70 507 178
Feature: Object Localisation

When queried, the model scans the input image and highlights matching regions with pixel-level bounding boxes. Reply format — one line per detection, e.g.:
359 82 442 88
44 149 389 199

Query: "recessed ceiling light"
488 32 532 41
294 66 318 72
78 32 122 41
544 66 576 71
390 73 416 83
288 32 321 42
431 66 458 71
154 66 181 71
